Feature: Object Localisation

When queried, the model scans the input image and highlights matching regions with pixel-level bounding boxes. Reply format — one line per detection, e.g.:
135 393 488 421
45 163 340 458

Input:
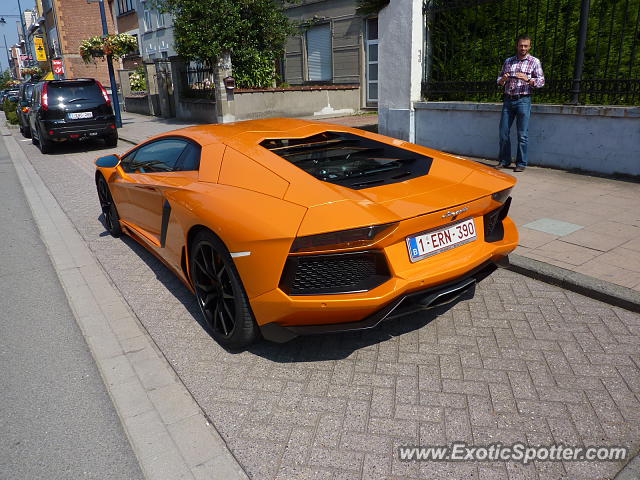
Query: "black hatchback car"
28 78 118 154
16 82 36 138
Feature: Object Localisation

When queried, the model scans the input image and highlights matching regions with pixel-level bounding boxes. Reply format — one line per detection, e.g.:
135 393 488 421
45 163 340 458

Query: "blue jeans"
498 95 531 167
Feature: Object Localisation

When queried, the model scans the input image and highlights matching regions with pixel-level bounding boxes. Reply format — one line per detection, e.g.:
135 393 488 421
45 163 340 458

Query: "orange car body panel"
96 118 518 331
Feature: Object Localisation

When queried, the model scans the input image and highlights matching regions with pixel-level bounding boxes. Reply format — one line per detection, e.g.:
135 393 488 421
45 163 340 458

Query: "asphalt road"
0 136 144 479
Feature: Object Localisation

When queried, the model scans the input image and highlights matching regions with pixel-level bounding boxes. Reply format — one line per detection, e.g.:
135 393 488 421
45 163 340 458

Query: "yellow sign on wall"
34 37 47 62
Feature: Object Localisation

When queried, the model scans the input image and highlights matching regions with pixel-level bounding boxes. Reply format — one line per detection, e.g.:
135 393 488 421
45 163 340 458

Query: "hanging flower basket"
79 34 138 64
103 33 138 57
80 36 105 63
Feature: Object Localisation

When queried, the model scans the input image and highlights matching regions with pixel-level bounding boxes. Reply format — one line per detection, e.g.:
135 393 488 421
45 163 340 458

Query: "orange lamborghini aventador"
95 118 518 348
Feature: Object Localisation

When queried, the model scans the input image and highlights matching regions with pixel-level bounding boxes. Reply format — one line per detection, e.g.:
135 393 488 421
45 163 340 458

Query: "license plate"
88 132 98 136
68 112 93 119
406 218 477 262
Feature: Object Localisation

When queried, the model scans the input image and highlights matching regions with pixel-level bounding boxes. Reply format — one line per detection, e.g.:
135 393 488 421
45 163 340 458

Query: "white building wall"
378 0 423 142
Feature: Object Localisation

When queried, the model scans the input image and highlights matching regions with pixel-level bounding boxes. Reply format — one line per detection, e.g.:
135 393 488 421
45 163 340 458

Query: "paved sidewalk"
1 124 249 480
117 111 640 307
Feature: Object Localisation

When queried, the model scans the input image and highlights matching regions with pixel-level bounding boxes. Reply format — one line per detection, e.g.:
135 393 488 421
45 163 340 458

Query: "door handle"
137 185 157 191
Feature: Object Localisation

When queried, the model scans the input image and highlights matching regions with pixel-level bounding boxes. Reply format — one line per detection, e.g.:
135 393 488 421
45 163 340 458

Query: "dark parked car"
1 89 20 105
28 78 118 154
16 82 36 138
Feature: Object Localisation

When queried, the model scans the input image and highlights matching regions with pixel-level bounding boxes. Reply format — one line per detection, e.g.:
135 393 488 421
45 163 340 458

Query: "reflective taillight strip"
42 82 48 110
96 81 112 106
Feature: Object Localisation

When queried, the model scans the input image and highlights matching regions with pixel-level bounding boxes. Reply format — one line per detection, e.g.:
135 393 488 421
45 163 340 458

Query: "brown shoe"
514 166 525 172
494 164 510 170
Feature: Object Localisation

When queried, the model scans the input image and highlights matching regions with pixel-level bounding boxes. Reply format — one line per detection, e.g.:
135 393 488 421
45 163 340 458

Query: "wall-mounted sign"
34 37 47 61
52 59 64 75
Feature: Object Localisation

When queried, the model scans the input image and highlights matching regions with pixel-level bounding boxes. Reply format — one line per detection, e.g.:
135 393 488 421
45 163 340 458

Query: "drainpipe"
569 0 590 105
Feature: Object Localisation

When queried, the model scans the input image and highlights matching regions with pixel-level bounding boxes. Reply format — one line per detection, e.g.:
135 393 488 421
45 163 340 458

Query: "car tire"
190 230 259 349
37 127 52 154
23 126 31 138
104 132 118 148
96 174 122 237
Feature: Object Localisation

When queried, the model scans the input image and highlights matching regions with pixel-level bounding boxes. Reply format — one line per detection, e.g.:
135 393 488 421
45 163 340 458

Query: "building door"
365 18 378 106
155 59 175 118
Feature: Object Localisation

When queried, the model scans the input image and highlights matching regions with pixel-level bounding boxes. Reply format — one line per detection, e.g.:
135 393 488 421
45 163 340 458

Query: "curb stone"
0 126 249 480
504 253 640 313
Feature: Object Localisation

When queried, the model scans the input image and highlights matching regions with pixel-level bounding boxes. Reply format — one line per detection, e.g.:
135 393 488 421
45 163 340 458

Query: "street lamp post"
96 0 122 127
0 7 32 67
3 34 11 72
16 0 32 65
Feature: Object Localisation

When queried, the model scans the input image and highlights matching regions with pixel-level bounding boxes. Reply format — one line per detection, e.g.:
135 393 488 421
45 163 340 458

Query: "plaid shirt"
497 54 545 95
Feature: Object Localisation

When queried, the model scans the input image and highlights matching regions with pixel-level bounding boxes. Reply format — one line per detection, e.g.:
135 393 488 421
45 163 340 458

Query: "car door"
28 84 41 133
111 138 191 245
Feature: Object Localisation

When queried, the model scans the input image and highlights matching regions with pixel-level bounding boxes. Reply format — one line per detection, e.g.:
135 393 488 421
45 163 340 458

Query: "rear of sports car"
237 129 518 342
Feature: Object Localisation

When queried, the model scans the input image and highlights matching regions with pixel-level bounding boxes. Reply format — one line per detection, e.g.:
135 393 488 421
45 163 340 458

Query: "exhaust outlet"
416 277 477 309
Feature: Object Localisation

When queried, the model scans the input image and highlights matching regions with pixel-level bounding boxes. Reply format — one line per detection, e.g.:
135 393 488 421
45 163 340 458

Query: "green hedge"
3 99 19 125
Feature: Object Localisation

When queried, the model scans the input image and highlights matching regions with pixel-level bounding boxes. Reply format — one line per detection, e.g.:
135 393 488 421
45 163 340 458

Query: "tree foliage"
155 0 293 87
356 0 390 15
0 70 13 90
425 0 640 105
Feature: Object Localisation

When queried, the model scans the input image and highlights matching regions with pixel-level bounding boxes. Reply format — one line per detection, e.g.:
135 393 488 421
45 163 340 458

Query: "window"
260 131 432 190
121 139 189 173
48 27 60 57
48 80 104 102
117 0 134 15
306 24 332 82
176 143 201 171
143 9 153 31
366 18 379 103
157 11 165 28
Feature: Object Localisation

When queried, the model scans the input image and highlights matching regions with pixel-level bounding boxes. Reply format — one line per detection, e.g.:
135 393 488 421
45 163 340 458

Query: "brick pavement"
13 133 640 479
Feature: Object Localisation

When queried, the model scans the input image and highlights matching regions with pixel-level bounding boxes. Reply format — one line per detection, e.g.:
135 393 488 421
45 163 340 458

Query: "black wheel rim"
97 179 116 231
192 242 237 338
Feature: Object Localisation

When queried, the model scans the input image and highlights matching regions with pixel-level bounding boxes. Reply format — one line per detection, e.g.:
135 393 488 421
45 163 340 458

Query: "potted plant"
103 34 138 58
22 67 44 79
79 34 137 64
79 36 105 63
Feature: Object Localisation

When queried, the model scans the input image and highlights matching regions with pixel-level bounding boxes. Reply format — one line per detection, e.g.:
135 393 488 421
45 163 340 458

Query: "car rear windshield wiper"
66 97 89 103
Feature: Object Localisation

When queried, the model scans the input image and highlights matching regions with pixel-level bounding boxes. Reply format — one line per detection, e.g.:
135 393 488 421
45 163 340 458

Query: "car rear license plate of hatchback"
68 112 93 119
406 218 477 262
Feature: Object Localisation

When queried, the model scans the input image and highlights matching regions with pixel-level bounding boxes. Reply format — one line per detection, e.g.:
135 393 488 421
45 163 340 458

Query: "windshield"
48 81 104 103
260 131 432 189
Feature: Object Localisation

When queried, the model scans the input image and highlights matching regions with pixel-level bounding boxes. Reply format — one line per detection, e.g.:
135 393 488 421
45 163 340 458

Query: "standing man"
496 34 544 172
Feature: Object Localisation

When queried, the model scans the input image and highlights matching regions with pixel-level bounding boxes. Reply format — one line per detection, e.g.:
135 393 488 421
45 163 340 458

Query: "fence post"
569 0 591 105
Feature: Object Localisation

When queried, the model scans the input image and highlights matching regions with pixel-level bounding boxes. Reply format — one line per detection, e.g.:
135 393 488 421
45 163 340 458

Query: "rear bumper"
40 119 116 140
259 260 499 342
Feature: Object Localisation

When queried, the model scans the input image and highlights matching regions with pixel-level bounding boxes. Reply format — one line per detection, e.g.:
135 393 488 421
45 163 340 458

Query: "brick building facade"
43 0 117 85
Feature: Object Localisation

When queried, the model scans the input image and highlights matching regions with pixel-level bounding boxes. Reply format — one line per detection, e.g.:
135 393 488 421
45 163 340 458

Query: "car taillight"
22 106 30 113
491 188 512 204
42 83 48 110
290 223 398 254
96 81 112 106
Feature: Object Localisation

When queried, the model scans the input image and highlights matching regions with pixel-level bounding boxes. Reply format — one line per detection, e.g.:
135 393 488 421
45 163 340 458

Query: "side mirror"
95 154 121 168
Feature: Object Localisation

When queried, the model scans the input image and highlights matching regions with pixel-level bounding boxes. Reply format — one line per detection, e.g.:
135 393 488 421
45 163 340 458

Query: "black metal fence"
181 64 216 100
422 0 640 105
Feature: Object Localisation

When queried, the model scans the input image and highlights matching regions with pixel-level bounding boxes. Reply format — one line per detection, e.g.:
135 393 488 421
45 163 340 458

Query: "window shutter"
306 24 332 81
